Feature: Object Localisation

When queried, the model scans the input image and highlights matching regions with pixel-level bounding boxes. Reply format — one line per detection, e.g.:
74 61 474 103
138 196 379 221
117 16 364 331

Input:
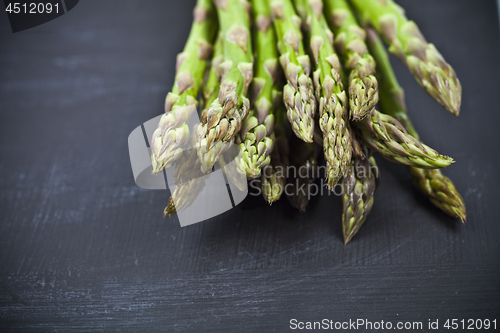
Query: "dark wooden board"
1 0 499 331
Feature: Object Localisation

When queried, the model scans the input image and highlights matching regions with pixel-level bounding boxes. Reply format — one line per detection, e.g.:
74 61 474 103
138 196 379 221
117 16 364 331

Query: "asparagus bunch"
270 0 316 143
196 0 254 173
324 0 378 121
151 0 467 244
350 0 462 115
366 27 466 221
294 0 352 189
151 0 217 174
235 0 279 179
342 144 379 244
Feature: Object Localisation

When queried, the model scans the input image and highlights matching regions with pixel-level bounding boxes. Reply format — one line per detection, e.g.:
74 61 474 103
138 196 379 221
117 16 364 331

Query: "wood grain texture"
1 0 499 332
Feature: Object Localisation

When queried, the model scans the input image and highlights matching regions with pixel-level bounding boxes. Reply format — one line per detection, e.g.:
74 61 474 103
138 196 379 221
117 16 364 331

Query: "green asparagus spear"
358 109 454 169
151 0 217 174
294 0 351 189
164 142 206 216
349 0 461 115
270 0 316 143
261 135 287 204
219 148 248 192
366 28 466 221
261 95 290 204
165 36 224 216
196 0 254 173
342 145 379 244
235 0 279 179
323 0 378 121
203 34 224 108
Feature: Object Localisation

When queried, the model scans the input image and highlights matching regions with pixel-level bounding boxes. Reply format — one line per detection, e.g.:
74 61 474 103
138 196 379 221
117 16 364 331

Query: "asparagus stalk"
219 149 248 192
270 0 316 143
203 34 224 108
349 0 461 115
357 109 454 169
196 0 254 173
235 0 279 179
294 0 351 189
261 135 287 204
165 37 224 216
151 0 217 174
366 28 466 222
342 145 379 244
164 142 206 216
323 0 378 121
261 96 289 204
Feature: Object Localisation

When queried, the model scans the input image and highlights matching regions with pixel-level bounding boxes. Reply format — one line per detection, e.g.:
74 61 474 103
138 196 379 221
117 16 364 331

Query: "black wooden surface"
1 0 499 332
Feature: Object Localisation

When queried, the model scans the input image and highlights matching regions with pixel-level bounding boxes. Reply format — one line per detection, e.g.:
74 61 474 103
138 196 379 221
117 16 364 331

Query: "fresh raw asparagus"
235 0 279 179
164 143 206 216
261 99 289 204
349 0 461 115
294 0 351 190
155 0 468 242
203 33 224 108
357 109 454 169
342 145 379 244
196 0 254 173
409 168 466 222
270 0 316 143
366 28 466 221
165 37 224 216
261 135 287 204
324 0 378 121
219 148 248 192
151 0 217 174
